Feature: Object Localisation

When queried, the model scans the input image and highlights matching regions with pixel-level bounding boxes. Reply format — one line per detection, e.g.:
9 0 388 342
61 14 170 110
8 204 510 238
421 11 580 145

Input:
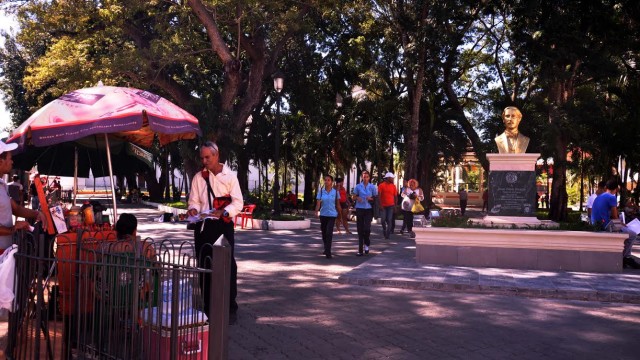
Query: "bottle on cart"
68 205 82 229
81 201 95 225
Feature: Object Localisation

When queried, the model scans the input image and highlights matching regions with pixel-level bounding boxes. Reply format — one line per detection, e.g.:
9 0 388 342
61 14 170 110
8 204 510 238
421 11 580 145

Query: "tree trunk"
420 147 435 208
295 164 299 197
442 73 489 172
400 3 428 181
143 169 163 201
303 165 315 210
237 150 249 194
164 152 171 201
548 107 568 222
549 161 568 221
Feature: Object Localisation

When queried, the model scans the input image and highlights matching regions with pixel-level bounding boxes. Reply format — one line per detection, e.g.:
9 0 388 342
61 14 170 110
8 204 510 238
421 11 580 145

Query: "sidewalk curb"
338 276 640 304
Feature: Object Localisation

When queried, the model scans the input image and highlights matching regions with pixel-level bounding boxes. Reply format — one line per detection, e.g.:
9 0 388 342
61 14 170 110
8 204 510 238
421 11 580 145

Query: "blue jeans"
621 227 636 258
381 206 394 238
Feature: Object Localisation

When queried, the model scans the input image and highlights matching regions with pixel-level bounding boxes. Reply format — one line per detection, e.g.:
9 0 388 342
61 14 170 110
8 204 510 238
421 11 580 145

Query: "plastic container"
82 201 95 225
142 324 208 360
68 206 82 228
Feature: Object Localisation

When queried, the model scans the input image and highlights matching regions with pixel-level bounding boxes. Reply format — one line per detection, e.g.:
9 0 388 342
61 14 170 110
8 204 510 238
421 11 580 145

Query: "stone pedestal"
414 227 626 272
481 153 543 227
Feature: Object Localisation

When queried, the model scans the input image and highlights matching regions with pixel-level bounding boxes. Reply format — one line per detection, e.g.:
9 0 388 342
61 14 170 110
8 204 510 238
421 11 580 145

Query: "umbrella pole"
73 146 78 206
104 134 118 221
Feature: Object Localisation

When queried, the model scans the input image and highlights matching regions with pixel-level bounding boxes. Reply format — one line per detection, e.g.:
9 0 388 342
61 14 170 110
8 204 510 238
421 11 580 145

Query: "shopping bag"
411 201 425 214
0 245 18 310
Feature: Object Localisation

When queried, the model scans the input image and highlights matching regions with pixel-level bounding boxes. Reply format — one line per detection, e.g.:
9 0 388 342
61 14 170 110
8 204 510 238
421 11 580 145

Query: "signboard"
488 171 537 217
126 143 154 168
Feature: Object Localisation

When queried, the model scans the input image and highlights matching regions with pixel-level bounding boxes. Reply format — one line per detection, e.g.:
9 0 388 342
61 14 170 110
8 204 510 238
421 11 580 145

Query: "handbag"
411 201 425 214
188 169 233 230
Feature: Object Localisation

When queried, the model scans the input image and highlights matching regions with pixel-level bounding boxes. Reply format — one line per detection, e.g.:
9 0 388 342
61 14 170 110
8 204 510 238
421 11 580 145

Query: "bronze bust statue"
495 106 529 154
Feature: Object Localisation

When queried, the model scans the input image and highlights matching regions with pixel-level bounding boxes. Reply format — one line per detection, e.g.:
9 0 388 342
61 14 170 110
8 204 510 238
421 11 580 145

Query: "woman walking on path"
353 170 378 256
315 175 341 259
334 178 352 234
400 179 424 238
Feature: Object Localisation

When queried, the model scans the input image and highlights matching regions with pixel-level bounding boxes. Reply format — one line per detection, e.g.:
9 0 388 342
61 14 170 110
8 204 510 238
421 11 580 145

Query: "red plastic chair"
234 204 257 229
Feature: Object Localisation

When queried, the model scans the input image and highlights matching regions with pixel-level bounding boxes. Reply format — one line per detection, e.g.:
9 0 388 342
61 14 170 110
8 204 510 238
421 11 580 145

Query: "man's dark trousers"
195 219 238 316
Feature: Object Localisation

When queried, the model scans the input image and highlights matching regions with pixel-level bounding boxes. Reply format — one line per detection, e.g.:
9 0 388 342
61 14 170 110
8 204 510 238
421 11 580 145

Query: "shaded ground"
2 204 640 359
227 217 640 359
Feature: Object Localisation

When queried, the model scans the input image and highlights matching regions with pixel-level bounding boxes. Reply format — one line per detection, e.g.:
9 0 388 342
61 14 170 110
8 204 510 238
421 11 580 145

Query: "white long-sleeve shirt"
188 164 244 218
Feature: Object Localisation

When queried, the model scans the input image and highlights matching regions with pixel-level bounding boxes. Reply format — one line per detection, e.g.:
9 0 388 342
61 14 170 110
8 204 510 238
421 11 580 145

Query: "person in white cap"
378 172 397 240
0 140 48 252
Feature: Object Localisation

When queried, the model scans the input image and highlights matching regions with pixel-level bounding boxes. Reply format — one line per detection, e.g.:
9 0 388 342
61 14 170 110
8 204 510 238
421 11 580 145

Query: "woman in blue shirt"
315 175 341 259
353 170 378 256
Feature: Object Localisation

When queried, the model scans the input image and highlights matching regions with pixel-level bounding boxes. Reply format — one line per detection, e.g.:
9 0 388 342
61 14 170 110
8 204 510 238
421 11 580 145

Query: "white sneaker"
364 245 369 254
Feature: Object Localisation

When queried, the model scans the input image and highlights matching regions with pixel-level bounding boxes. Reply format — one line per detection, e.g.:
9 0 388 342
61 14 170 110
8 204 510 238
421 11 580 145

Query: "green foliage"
431 215 471 228
243 189 304 220
0 0 639 216
254 213 305 221
0 35 30 129
164 201 187 209
566 181 581 207
432 207 599 231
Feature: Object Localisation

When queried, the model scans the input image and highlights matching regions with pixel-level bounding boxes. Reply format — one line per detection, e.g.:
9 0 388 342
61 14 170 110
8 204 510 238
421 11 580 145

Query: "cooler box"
142 324 209 360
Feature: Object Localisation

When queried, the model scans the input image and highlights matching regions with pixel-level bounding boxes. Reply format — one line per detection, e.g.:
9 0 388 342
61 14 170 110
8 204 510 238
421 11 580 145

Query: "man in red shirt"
378 172 397 239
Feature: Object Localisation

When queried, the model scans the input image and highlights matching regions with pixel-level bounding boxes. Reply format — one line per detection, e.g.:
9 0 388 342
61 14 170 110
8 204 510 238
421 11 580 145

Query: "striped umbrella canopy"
7 85 202 218
8 85 201 149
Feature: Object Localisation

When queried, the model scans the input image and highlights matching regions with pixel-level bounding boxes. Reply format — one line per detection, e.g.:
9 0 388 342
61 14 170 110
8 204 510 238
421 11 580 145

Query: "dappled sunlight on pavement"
225 216 640 359
2 204 640 359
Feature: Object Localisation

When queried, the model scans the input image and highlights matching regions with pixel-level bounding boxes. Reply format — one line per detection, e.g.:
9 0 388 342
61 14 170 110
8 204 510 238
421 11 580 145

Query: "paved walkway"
220 208 640 359
339 237 640 304
2 204 640 359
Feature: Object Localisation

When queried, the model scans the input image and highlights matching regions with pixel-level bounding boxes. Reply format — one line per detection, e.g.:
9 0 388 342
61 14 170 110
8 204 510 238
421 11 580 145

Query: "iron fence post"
170 265 180 360
210 236 231 360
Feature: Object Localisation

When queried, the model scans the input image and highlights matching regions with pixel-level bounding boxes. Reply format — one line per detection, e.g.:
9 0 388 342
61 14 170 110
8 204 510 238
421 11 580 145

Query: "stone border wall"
415 227 628 273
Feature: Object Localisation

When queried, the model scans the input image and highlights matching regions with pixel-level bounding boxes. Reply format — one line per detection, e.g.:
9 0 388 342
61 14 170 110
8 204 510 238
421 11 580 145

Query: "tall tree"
1 0 339 191
509 0 631 221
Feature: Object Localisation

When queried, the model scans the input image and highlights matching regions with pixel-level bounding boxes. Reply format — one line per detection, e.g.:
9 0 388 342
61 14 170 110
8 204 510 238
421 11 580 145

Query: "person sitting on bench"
591 179 639 269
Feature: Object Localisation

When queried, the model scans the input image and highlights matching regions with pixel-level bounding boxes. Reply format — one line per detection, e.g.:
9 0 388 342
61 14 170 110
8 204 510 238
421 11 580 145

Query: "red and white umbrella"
7 85 202 218
8 85 201 148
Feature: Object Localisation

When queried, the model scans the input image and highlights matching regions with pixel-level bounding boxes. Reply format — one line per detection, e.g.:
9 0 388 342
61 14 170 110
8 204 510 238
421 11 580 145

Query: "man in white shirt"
188 141 243 323
586 181 606 220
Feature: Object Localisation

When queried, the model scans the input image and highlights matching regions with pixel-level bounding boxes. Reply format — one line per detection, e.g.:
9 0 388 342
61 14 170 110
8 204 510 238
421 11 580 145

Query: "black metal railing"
7 227 230 360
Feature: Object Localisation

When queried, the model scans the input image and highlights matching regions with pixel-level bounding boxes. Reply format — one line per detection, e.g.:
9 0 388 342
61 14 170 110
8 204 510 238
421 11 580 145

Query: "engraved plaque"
488 171 537 217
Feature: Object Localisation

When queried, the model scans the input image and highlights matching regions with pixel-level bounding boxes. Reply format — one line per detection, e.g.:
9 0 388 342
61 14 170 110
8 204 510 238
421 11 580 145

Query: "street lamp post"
273 72 284 216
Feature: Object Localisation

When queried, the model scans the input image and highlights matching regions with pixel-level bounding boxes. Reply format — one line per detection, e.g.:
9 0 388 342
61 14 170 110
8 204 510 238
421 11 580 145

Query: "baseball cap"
0 140 18 155
384 172 395 179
